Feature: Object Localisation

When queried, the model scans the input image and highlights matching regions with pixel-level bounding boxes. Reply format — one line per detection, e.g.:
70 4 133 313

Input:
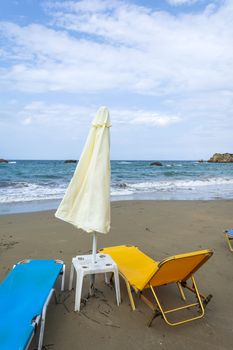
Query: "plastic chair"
100 245 213 327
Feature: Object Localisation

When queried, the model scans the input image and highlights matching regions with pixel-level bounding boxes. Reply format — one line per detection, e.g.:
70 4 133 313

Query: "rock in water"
150 161 163 166
208 153 233 163
0 159 8 163
64 160 77 163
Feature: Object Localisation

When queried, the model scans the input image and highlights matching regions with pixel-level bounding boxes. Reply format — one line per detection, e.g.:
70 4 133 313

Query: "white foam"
127 177 233 191
111 188 133 196
1 176 233 203
0 183 66 203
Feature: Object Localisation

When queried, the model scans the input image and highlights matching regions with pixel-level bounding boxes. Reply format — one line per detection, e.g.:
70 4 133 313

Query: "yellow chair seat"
101 245 158 291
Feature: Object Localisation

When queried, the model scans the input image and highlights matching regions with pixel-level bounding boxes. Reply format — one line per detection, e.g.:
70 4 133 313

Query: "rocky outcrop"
150 161 163 166
64 160 77 164
208 153 233 163
0 159 8 163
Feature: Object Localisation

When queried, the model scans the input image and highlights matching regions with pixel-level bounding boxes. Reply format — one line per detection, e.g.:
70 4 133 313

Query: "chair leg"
38 289 54 350
225 233 233 252
149 285 172 326
61 265 65 291
191 276 205 315
177 282 186 301
148 278 206 327
124 278 136 311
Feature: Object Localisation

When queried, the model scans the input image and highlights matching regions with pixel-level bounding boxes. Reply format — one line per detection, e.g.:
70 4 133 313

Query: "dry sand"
0 200 233 350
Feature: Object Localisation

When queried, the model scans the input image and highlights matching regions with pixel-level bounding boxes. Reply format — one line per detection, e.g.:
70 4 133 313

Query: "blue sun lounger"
0 259 65 350
225 229 233 252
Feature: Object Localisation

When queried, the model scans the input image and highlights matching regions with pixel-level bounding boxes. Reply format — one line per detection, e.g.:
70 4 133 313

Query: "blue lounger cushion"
0 260 63 350
226 229 233 238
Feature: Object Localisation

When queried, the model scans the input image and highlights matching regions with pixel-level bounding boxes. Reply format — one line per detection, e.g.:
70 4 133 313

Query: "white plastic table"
69 253 121 311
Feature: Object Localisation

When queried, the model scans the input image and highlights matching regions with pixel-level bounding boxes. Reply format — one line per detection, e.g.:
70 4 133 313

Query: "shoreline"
2 195 233 215
1 200 233 349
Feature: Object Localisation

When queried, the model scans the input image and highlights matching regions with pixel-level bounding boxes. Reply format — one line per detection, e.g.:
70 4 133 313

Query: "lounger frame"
224 230 233 252
14 259 65 350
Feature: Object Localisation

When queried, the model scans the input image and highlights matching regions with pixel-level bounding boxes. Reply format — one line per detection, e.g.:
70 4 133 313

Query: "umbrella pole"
90 232 97 296
92 232 97 263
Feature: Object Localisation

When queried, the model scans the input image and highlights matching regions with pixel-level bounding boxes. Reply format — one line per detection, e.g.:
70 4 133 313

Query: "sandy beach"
0 200 233 350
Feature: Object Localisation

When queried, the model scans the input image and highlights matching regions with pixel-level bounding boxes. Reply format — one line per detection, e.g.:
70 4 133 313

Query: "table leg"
69 261 74 291
89 274 96 296
113 267 121 306
75 270 84 312
105 272 110 284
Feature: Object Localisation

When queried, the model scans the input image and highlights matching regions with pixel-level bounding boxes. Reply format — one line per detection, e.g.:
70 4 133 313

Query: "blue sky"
0 0 232 160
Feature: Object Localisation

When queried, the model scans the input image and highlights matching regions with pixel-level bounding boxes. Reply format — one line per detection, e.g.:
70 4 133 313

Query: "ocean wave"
123 177 233 192
111 188 133 196
1 176 233 203
0 181 29 188
0 183 66 203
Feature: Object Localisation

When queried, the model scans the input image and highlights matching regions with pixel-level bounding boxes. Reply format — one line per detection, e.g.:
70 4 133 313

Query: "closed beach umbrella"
55 106 111 263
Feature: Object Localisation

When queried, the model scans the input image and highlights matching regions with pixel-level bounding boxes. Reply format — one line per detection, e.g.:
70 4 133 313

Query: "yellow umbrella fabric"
55 106 111 235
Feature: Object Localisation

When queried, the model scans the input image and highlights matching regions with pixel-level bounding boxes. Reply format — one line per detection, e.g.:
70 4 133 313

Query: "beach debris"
0 238 19 253
208 153 233 163
150 161 163 166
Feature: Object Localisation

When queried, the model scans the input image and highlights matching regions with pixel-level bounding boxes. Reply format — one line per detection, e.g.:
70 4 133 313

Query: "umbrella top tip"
93 106 111 127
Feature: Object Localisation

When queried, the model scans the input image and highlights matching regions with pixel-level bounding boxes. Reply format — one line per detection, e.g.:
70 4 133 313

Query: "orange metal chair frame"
100 246 213 327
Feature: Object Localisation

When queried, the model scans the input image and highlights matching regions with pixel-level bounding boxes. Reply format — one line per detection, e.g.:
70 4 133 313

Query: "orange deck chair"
100 245 213 327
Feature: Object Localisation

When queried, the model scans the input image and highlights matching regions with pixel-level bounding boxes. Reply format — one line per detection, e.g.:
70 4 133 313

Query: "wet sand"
0 200 233 350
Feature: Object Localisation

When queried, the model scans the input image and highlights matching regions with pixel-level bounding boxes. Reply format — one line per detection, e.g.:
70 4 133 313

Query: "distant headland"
208 153 233 163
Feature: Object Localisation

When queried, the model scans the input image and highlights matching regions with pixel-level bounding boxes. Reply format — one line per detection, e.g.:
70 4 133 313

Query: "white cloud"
111 109 182 127
18 101 93 126
21 117 32 125
0 0 233 160
45 0 120 13
16 101 180 128
166 0 198 5
0 0 232 96
131 115 181 126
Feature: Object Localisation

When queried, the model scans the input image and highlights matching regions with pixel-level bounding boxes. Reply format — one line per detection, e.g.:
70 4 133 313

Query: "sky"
0 0 232 160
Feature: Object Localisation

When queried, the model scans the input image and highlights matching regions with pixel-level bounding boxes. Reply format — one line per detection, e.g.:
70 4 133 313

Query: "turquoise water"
1 160 233 214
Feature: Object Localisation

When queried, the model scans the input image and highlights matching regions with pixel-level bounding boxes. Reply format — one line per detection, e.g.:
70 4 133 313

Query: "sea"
1 160 233 214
